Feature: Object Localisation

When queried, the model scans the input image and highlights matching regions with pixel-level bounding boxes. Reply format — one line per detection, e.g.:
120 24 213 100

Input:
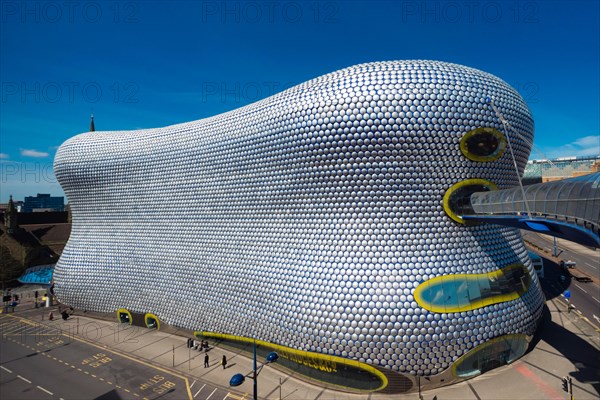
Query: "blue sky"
1 0 599 202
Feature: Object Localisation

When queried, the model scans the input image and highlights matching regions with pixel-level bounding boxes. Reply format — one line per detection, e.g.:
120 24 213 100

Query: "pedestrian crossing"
189 379 249 400
0 314 70 343
2 314 250 400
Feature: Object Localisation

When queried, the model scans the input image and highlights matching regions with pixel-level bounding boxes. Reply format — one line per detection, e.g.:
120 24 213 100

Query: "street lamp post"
253 339 258 400
230 339 278 400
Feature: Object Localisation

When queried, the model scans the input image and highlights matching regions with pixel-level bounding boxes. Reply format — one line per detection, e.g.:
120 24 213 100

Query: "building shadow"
539 259 571 301
529 304 600 394
94 389 124 400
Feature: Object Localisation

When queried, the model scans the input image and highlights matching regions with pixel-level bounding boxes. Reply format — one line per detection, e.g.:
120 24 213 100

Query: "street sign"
563 290 571 299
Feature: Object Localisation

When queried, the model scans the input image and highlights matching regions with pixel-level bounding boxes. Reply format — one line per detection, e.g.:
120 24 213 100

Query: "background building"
523 156 600 185
0 200 24 213
1 198 70 288
23 193 64 213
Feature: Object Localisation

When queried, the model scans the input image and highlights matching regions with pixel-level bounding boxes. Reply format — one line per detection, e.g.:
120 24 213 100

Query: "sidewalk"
7 294 600 400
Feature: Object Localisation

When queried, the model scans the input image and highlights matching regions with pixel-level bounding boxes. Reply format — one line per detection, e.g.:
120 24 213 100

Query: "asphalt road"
523 231 600 329
522 231 600 278
2 283 599 400
0 315 192 400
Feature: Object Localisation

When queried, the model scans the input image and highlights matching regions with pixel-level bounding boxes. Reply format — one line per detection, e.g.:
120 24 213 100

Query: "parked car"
560 260 576 269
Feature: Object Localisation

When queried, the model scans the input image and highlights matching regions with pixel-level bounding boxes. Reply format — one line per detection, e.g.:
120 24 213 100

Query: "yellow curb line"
553 297 600 332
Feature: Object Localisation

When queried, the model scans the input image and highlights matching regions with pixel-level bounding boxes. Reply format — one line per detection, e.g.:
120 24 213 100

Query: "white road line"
575 284 588 294
190 379 197 389
593 297 600 304
206 388 218 400
194 383 206 398
3 326 25 335
0 365 13 373
585 262 598 270
37 386 53 395
17 375 32 384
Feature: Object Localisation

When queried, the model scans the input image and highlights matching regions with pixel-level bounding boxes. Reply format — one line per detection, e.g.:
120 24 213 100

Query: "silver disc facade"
53 60 544 390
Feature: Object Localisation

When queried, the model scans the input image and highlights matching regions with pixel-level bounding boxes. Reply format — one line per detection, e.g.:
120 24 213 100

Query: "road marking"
514 363 563 399
3 326 25 334
37 386 53 395
190 379 196 388
575 284 588 294
593 297 600 304
3 322 165 400
585 262 598 270
12 318 38 327
225 393 247 400
3 313 193 400
194 384 206 398
0 365 13 373
206 388 218 400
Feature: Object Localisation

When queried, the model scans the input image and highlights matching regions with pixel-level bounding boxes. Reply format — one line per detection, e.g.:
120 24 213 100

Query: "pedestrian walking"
222 355 227 369
204 353 209 368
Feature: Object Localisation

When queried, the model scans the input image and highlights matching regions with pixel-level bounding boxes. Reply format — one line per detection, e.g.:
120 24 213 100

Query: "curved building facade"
54 61 544 392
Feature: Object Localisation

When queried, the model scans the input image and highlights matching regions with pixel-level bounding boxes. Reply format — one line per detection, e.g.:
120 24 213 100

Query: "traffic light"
562 377 569 392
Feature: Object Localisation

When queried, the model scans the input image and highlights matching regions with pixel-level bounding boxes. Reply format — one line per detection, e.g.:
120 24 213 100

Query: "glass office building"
23 193 64 212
